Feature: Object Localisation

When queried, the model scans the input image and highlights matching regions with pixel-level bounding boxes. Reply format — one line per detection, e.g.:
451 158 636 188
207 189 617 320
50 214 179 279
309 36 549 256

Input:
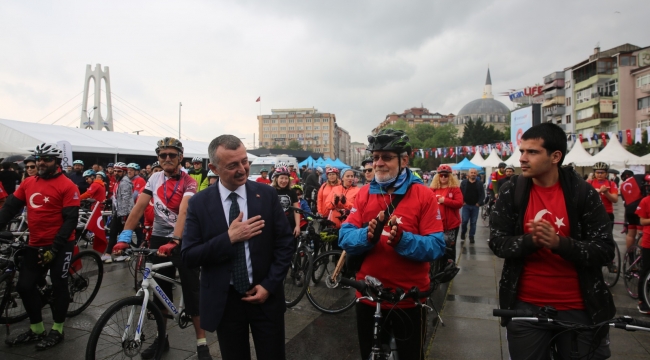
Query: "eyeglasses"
372 154 398 162
34 156 56 163
25 165 36 169
363 169 373 173
439 173 449 178
158 153 179 160
595 171 607 175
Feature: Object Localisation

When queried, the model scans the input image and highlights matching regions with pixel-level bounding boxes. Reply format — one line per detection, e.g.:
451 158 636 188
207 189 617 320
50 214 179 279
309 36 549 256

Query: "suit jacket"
181 180 295 332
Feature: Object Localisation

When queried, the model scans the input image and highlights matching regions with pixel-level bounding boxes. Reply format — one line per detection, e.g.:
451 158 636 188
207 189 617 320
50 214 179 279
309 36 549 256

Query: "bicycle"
623 231 644 298
493 305 650 359
127 227 152 291
340 263 459 360
284 226 314 308
85 248 192 360
600 221 624 287
0 231 103 325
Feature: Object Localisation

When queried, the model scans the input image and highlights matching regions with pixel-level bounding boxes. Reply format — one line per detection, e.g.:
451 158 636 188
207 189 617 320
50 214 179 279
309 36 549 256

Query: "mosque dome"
455 68 510 125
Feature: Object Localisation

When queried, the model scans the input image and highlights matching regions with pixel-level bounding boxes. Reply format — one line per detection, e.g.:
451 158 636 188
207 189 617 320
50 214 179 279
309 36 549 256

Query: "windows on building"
613 101 618 115
264 134 270 138
323 125 329 130
306 119 312 123
620 55 637 66
566 115 571 123
576 88 592 103
597 79 618 96
313 118 320 122
638 96 650 110
306 126 312 130
638 75 650 88
298 126 303 130
297 119 303 123
263 127 269 131
289 134 295 138
576 107 594 120
323 118 329 122
565 97 571 106
280 127 286 131
288 126 294 130
314 126 320 130
263 119 270 124
280 119 286 123
272 119 277 123
271 127 278 131
289 119 295 123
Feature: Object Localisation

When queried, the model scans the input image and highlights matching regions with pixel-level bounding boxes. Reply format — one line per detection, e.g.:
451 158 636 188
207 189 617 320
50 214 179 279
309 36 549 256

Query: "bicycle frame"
125 260 185 344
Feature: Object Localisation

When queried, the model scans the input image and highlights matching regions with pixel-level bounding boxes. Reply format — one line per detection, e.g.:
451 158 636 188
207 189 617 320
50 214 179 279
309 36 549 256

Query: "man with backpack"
489 123 615 359
619 170 645 253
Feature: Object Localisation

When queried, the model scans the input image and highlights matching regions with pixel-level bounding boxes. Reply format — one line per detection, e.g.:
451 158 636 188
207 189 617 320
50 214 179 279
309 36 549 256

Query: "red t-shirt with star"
635 196 650 249
13 173 81 247
517 181 584 310
587 179 618 214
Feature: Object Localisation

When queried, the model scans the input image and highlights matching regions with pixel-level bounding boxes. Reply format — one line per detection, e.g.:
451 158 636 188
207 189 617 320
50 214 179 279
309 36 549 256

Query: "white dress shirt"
218 180 253 285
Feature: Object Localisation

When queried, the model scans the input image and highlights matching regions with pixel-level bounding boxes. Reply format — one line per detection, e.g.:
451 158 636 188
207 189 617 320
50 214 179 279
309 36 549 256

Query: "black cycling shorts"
626 212 641 226
150 235 201 316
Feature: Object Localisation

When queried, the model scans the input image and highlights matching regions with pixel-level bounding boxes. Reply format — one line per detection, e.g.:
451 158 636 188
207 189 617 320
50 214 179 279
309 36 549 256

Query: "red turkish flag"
600 132 607 146
256 97 261 102
86 202 108 253
627 129 633 145
620 177 642 204
579 134 583 143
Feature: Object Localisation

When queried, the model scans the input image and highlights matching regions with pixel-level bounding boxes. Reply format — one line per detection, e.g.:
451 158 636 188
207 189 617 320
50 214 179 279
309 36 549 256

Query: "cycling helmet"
207 170 218 178
33 143 64 159
192 156 203 163
113 162 128 170
645 174 650 184
151 161 161 169
505 165 515 171
316 166 324 173
498 162 507 168
361 157 373 167
156 137 184 154
273 166 291 178
96 171 106 179
326 167 340 174
276 161 288 168
593 162 609 171
260 168 269 173
291 185 303 193
127 163 140 170
366 129 412 155
437 164 452 173
23 156 36 165
107 163 114 168
73 160 84 166
82 169 96 178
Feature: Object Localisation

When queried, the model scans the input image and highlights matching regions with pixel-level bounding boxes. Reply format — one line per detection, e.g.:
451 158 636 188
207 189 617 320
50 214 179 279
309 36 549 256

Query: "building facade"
373 107 454 134
454 68 511 137
632 63 650 128
257 107 337 159
335 125 351 165
350 142 367 168
541 71 572 132
570 44 650 149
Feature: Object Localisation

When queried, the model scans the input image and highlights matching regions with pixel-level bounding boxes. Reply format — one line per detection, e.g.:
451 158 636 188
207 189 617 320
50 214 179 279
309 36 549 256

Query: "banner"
57 140 73 169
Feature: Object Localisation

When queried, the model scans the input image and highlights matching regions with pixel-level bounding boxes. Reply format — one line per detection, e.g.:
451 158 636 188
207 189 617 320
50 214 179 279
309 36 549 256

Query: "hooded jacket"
489 166 616 327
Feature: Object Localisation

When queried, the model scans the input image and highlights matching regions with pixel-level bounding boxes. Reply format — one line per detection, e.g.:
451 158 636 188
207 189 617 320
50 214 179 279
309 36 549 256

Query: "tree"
272 144 283 150
460 118 507 145
286 140 303 151
625 130 650 157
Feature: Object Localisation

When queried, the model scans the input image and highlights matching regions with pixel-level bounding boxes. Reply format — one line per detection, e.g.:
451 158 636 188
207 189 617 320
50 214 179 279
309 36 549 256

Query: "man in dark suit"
181 135 294 360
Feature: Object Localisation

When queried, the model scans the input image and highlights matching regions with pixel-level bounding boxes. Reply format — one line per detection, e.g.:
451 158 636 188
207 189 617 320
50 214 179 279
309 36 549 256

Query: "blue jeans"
461 205 479 237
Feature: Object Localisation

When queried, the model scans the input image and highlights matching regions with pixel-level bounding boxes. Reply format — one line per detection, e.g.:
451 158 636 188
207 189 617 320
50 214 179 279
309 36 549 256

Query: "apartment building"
570 43 649 149
335 126 351 165
373 107 454 134
350 142 367 168
633 62 650 128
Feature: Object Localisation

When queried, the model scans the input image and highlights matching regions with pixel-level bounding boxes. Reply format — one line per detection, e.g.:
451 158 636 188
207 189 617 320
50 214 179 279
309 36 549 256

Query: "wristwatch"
172 235 182 243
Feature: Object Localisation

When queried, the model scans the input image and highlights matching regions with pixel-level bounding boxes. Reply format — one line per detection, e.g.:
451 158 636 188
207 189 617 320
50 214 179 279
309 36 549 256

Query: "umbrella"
607 169 620 175
1 155 25 163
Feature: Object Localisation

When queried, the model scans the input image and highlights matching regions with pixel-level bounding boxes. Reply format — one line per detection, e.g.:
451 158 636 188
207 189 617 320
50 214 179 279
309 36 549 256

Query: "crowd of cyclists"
0 121 649 359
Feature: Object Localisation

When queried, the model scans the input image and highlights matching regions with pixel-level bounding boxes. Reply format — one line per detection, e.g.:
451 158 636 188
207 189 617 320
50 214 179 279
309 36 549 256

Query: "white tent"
482 149 503 168
470 152 485 167
628 151 650 165
563 142 593 167
504 146 520 167
0 118 258 160
588 138 644 167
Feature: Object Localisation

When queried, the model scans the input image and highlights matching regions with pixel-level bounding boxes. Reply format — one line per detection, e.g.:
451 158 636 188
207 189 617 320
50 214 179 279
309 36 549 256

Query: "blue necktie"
229 192 250 294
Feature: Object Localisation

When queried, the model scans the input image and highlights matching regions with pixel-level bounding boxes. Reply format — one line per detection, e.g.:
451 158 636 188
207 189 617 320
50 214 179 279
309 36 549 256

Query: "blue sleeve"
393 231 446 262
299 199 310 213
339 222 374 256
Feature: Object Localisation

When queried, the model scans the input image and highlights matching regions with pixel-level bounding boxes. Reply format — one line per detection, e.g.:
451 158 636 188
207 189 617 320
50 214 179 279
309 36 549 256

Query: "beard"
374 168 397 183
38 163 59 177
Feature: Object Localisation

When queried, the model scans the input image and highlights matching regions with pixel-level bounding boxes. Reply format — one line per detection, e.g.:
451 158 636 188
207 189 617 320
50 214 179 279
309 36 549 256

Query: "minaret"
482 67 494 99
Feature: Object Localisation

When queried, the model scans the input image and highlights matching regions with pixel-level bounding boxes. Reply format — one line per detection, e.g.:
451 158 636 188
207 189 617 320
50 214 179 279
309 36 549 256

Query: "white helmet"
113 162 128 170
33 143 63 159
192 156 203 163
207 170 218 178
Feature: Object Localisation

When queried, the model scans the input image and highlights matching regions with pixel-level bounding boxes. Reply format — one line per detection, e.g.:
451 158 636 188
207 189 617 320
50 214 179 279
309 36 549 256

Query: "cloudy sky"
1 0 648 146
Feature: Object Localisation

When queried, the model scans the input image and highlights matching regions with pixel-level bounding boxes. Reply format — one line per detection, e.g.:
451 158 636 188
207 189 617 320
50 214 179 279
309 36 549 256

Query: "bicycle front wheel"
0 272 28 324
284 246 313 308
67 250 104 317
603 241 621 287
86 296 165 360
623 245 643 299
306 250 356 314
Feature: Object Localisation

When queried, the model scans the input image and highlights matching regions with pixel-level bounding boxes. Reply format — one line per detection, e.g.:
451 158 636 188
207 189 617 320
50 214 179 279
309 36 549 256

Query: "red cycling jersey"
80 179 106 203
13 173 80 247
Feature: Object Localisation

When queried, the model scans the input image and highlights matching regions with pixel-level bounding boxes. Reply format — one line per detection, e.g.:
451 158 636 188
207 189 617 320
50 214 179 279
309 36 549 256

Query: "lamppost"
178 102 182 139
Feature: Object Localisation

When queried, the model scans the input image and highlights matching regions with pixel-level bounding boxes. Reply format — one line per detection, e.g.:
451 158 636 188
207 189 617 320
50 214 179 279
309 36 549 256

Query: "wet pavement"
2 201 650 359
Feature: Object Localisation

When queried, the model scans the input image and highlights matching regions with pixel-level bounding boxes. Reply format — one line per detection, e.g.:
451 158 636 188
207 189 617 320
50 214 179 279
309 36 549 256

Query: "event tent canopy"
588 138 644 167
451 158 483 171
482 149 503 168
504 147 520 167
332 158 350 169
563 142 593 167
470 152 485 167
298 156 315 168
0 118 258 160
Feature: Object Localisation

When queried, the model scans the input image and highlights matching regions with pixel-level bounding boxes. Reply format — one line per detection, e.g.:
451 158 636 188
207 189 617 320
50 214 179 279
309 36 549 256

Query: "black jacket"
459 178 485 206
67 171 89 194
489 167 616 326
304 172 321 200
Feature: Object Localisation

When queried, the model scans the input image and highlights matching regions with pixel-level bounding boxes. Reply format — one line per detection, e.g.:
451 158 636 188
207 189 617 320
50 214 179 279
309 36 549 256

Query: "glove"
39 249 55 266
112 242 130 253
369 214 385 244
334 195 340 205
340 196 346 205
157 241 178 257
386 219 403 247
117 229 133 244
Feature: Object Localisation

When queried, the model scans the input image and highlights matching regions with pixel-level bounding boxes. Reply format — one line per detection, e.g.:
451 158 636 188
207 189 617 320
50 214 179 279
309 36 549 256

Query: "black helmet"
593 162 609 171
498 162 507 168
361 157 373 167
156 137 184 154
367 129 412 155
24 156 36 165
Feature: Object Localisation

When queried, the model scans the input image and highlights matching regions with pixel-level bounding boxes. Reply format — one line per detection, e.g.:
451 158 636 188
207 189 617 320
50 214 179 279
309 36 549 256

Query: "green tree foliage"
272 144 283 149
286 140 303 150
460 119 508 145
625 130 650 156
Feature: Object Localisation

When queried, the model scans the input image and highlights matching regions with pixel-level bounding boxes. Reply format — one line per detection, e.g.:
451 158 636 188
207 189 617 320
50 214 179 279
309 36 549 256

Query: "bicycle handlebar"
493 309 536 317
341 276 436 304
125 248 158 256
288 206 325 220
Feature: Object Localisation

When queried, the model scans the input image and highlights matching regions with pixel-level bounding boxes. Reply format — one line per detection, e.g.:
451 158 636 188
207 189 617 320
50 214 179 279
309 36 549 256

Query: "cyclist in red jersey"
0 143 80 350
587 162 618 223
112 138 212 360
256 168 271 184
79 170 106 203
491 162 508 198
635 174 650 314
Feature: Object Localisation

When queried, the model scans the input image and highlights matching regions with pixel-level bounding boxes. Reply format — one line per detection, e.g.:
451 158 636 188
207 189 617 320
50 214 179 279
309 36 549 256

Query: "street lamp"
178 102 182 139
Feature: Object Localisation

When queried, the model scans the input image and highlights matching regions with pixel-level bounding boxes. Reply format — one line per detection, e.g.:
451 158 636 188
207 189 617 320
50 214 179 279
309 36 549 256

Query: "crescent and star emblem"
533 209 565 233
621 182 633 194
29 193 49 208
97 216 104 231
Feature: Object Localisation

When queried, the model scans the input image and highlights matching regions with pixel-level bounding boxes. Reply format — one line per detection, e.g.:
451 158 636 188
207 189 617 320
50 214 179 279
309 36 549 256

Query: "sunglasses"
363 169 373 173
438 173 449 178
158 153 179 160
34 156 56 162
25 165 37 169
372 154 398 162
